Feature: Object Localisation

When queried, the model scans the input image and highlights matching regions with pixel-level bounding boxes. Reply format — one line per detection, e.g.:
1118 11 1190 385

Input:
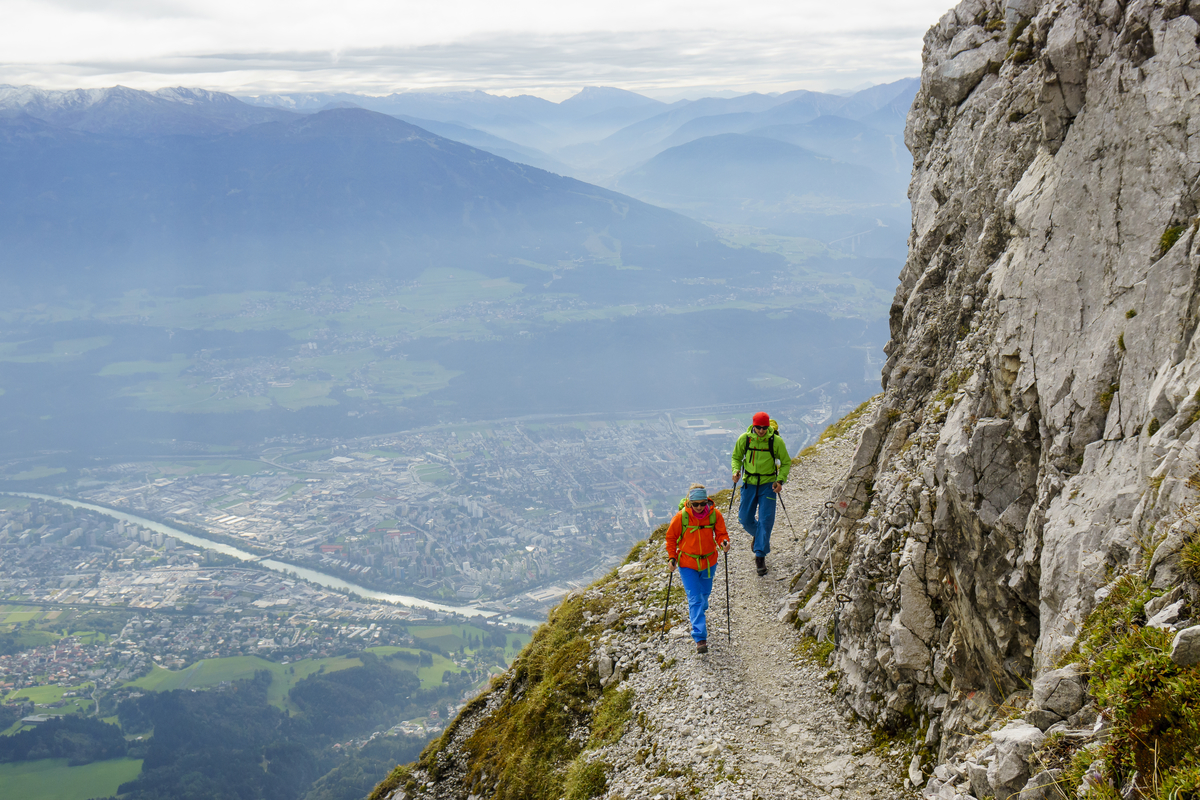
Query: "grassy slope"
123 643 501 713
0 758 142 800
368 500 718 800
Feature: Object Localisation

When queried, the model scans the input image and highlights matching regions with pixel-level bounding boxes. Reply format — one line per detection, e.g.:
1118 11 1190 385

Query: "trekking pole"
724 553 731 644
727 477 737 513
661 569 674 637
777 491 794 531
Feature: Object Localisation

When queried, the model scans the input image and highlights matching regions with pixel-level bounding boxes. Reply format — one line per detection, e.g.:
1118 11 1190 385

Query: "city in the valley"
0 400 849 739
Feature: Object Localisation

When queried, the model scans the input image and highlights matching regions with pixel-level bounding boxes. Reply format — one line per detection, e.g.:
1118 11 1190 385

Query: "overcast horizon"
2 0 951 101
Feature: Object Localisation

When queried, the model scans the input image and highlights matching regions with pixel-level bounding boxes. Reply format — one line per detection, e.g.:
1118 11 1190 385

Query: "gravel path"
592 404 910 800
386 404 911 800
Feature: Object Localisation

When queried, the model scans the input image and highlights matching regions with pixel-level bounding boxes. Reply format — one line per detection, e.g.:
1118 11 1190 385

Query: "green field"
2 466 68 482
412 464 453 484
2 628 61 650
98 354 189 378
0 336 113 364
709 223 833 264
282 447 333 464
363 646 460 686
129 654 361 711
2 268 533 416
405 624 531 660
167 459 275 477
0 757 142 800
125 643 503 714
5 682 93 708
89 268 521 340
0 605 47 624
100 350 461 414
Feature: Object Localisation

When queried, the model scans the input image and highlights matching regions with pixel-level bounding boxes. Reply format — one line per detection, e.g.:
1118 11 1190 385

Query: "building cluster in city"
71 414 745 614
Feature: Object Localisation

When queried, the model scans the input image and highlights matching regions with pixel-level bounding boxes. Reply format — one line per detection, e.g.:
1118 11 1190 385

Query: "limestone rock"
1171 625 1200 667
1144 585 1185 620
928 40 1006 106
987 722 1045 800
1146 599 1187 629
1019 769 1068 800
1032 664 1086 721
909 753 926 788
799 0 1200 762
966 760 991 799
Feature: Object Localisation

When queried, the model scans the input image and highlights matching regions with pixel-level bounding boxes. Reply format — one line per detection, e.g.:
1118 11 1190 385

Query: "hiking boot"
755 556 768 576
696 640 708 654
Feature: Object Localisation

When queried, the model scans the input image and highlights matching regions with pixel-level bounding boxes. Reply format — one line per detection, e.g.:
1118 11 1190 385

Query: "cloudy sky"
1 0 952 99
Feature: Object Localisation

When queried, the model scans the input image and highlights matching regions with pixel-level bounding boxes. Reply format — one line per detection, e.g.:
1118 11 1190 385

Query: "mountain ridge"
0 106 762 295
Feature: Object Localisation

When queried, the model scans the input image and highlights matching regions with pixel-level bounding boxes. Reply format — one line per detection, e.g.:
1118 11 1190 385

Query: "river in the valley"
4 492 544 627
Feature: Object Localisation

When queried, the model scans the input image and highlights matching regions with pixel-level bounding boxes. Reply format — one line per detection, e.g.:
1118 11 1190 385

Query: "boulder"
1146 599 1187 630
1019 770 1068 800
909 753 926 788
1032 664 1086 721
1026 708 1063 731
966 760 991 799
1170 625 1200 667
928 41 1006 105
890 616 933 671
987 721 1045 800
1145 586 1185 619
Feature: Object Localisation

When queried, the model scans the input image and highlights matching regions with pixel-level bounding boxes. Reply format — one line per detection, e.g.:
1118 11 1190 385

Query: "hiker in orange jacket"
666 484 730 654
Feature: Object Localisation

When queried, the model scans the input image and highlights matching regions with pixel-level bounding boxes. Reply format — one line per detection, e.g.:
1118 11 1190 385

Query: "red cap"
752 412 770 427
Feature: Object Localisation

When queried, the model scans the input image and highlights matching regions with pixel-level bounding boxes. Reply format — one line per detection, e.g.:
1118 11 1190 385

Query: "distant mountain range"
1 81 916 250
240 79 917 183
0 104 778 297
0 83 894 459
240 80 919 258
615 133 890 205
0 85 294 136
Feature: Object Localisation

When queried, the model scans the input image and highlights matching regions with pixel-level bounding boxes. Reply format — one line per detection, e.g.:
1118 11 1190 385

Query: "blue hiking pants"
677 564 714 643
739 481 777 557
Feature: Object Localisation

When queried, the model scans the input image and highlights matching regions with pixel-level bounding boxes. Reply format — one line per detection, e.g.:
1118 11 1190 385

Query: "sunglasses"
752 425 769 432
689 501 710 509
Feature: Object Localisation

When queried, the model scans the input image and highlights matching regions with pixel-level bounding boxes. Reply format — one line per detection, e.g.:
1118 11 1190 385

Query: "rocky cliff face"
796 0 1200 765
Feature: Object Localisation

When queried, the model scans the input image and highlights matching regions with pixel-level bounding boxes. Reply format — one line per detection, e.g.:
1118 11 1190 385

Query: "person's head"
751 411 770 436
687 484 710 511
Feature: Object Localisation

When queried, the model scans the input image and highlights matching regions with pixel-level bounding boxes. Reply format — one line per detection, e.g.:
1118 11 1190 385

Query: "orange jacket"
666 506 729 573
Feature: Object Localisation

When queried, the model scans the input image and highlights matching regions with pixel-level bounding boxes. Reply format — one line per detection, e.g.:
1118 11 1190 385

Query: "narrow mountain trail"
592 403 909 800
383 404 911 800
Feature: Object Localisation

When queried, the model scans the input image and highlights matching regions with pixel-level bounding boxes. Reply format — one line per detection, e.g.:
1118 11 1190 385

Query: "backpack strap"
742 433 778 479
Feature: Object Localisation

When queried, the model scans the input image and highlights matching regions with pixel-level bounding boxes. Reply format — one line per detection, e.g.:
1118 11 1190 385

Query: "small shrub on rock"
1061 575 1200 799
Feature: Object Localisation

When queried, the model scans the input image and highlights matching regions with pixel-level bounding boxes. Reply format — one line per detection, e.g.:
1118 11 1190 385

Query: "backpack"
738 419 780 480
674 495 718 575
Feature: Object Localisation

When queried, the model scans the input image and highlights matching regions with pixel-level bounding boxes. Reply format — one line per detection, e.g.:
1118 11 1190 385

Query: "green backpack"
739 418 780 480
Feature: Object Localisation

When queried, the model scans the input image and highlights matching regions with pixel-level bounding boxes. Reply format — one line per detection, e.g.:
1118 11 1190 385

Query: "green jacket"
732 430 791 485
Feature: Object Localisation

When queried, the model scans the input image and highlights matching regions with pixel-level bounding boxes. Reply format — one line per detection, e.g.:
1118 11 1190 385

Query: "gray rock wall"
798 0 1200 758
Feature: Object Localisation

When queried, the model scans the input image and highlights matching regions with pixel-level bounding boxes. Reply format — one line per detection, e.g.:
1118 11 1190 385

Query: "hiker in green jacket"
732 411 791 576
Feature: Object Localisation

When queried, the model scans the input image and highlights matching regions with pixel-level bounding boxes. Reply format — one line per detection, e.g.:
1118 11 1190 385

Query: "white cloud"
0 0 952 96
